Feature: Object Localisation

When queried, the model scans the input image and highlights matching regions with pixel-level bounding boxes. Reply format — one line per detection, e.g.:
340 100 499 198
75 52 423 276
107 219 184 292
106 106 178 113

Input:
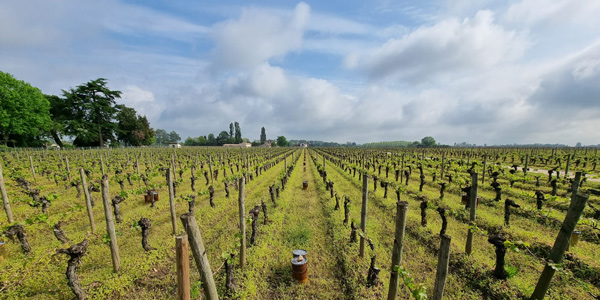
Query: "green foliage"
217 130 231 145
234 121 242 143
394 265 428 300
0 71 52 146
284 221 312 247
505 264 519 279
131 220 141 231
276 136 288 147
468 223 488 235
260 127 266 144
191 280 203 298
504 240 530 253
361 140 413 148
61 78 122 147
25 213 48 224
115 106 155 146
421 136 436 147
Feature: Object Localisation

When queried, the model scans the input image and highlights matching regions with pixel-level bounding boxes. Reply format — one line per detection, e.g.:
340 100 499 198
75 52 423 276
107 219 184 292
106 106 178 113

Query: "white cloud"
210 2 310 70
505 0 600 28
348 10 529 82
119 85 164 122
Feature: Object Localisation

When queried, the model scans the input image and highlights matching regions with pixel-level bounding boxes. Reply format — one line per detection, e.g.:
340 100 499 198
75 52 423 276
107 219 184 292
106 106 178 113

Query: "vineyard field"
1 147 599 299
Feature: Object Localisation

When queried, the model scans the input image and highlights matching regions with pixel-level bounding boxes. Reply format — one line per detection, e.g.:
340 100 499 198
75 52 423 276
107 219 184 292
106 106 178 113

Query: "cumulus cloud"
347 10 529 82
527 42 600 111
505 0 600 28
119 85 164 121
210 2 310 70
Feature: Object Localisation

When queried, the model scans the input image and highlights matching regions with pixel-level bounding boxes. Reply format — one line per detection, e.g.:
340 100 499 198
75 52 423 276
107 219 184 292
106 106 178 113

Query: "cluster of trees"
0 72 155 147
154 129 181 145
289 140 359 147
183 122 246 146
361 136 437 148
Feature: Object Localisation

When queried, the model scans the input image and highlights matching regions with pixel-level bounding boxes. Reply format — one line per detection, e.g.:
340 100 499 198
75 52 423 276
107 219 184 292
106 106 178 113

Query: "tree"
207 133 216 146
276 136 288 147
229 123 234 140
216 131 230 145
154 129 169 145
260 127 266 144
421 136 436 147
234 122 242 143
62 78 121 147
45 94 68 148
168 131 181 143
115 106 155 146
0 72 52 147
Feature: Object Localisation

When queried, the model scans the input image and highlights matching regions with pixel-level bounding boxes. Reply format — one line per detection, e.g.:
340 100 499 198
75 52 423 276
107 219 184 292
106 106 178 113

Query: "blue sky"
2 0 600 145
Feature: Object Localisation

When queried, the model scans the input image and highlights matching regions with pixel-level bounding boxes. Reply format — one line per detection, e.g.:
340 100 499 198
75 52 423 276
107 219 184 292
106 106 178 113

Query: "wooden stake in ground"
0 160 14 223
180 213 219 300
176 235 191 300
208 156 214 185
387 201 409 300
80 169 96 234
481 155 487 184
524 154 529 176
360 174 369 257
530 193 589 300
465 172 478 255
65 156 72 181
564 153 571 180
238 177 246 269
29 156 36 180
167 169 178 235
433 234 452 300
101 174 121 272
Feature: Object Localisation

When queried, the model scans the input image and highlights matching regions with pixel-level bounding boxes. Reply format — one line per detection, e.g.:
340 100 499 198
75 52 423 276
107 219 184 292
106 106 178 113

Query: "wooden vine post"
465 172 478 255
101 174 121 272
100 155 106 175
530 193 589 300
238 177 246 269
176 235 191 300
360 173 369 257
440 152 445 180
180 213 219 300
564 153 571 179
481 155 487 184
135 155 140 175
80 168 96 233
387 201 408 300
29 156 36 180
65 156 72 181
433 234 452 300
524 154 529 176
167 169 178 235
208 156 214 185
0 160 14 223
571 171 582 195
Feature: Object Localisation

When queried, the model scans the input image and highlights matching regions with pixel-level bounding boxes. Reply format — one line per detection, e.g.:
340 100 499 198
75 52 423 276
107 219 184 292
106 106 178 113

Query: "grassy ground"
1 147 599 299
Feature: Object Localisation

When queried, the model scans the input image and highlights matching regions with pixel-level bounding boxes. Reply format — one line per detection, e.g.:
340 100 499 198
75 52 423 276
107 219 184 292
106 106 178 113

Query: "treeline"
183 122 246 146
361 136 439 148
0 72 154 148
289 140 358 147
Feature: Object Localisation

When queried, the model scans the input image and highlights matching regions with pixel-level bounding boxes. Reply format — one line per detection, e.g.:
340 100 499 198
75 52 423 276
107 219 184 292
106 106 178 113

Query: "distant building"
168 143 181 148
258 142 271 148
223 143 252 148
299 143 308 148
